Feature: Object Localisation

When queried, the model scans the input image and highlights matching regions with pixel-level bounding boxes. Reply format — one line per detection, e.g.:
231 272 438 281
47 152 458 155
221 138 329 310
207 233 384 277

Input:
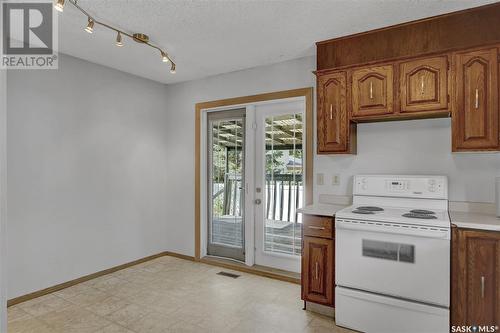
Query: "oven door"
335 219 450 307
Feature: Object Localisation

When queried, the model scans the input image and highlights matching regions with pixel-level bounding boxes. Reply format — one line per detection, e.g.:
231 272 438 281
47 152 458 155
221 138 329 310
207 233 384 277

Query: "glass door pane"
207 110 245 261
264 113 303 256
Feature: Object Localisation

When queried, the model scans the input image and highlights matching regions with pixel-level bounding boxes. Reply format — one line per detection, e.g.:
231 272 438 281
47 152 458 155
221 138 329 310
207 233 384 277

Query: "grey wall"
1 68 7 332
163 55 500 257
6 54 170 298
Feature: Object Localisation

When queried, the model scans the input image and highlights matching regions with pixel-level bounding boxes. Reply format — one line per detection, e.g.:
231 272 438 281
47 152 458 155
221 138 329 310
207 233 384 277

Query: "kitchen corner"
297 195 351 217
449 202 500 231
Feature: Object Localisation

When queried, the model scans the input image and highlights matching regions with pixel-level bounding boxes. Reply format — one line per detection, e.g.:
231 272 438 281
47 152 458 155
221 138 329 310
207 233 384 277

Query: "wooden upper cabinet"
317 71 354 154
452 47 499 151
352 65 394 118
302 236 334 306
452 228 500 327
400 56 449 113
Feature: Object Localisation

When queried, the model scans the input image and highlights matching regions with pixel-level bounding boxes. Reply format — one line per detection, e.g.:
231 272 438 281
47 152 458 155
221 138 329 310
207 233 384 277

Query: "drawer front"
303 215 334 239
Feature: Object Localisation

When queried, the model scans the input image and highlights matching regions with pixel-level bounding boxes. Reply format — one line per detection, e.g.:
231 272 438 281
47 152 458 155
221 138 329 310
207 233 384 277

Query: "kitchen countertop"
297 204 347 217
450 210 500 232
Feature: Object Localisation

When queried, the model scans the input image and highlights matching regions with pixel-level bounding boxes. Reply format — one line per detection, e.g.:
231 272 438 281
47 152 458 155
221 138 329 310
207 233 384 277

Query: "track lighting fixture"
85 17 94 34
54 0 65 12
116 32 123 47
161 51 169 63
54 0 176 75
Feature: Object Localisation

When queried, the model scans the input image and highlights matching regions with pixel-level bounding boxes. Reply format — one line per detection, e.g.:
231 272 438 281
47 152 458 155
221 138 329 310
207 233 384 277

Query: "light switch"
332 174 340 185
317 173 324 186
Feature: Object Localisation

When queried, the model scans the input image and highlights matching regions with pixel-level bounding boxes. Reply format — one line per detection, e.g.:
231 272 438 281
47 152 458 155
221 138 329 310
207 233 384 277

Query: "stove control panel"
354 175 448 199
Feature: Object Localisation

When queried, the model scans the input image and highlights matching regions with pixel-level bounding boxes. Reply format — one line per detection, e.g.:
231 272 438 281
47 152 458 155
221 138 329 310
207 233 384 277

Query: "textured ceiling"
57 0 497 84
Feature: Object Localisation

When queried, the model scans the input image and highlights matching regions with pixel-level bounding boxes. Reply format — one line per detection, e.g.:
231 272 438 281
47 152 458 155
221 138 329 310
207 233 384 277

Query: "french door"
205 100 305 271
207 109 246 261
254 101 305 272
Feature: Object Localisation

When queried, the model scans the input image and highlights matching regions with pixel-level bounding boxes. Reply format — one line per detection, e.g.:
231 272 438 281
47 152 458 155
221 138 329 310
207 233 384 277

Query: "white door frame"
200 103 257 266
253 99 306 273
200 97 305 268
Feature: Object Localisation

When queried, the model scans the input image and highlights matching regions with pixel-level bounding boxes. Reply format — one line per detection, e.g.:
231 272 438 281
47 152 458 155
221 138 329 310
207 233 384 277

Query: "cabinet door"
453 47 499 151
302 236 334 306
317 71 351 153
452 228 500 327
352 65 394 118
400 56 449 113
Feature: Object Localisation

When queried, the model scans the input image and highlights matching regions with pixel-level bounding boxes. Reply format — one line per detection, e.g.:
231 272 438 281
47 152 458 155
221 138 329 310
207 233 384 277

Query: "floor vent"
217 271 240 279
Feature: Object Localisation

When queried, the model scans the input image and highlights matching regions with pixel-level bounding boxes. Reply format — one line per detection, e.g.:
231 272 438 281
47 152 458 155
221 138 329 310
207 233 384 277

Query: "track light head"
170 63 176 74
85 18 94 34
161 51 169 63
54 0 65 12
116 32 123 47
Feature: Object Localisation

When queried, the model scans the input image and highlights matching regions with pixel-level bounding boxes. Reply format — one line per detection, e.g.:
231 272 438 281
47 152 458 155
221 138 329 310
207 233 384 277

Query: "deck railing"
215 173 303 222
265 173 303 223
212 173 303 255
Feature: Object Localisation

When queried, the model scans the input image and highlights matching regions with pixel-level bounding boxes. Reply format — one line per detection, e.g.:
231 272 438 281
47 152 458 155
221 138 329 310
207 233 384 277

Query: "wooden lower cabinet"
452 227 500 327
302 236 334 306
302 234 334 307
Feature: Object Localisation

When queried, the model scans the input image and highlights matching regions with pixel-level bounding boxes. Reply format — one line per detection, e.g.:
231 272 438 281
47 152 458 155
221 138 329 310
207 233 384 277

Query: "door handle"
369 81 374 99
481 276 485 298
329 104 333 120
475 88 479 109
308 226 326 230
315 262 319 280
254 199 261 205
420 76 425 95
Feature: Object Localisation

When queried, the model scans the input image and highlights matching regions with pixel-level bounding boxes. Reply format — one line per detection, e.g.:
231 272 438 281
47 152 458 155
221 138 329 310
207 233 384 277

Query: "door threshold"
199 256 300 284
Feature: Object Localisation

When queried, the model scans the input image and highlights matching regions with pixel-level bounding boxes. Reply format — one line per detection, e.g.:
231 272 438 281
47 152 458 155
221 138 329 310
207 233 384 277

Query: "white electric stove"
335 175 451 333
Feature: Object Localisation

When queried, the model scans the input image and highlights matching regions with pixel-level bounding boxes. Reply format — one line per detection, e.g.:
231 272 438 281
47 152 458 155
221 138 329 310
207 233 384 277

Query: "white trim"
201 96 304 113
244 105 256 267
253 99 305 273
198 96 306 270
200 112 208 259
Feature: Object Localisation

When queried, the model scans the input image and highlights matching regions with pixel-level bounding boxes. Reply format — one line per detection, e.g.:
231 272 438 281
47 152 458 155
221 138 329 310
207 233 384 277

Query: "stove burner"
402 213 438 219
410 209 435 215
352 210 375 214
356 206 384 212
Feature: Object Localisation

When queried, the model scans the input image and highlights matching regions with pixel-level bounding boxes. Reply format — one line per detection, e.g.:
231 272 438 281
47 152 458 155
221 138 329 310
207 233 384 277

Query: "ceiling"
57 0 497 85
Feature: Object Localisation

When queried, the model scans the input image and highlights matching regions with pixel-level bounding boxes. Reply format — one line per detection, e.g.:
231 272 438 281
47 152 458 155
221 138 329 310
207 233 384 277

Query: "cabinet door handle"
481 276 485 298
369 81 374 99
315 262 319 280
329 104 333 120
475 88 479 109
308 226 326 230
420 76 425 95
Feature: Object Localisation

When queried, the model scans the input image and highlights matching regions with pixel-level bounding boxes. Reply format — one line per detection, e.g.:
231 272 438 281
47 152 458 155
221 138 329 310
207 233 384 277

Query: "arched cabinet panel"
317 71 355 154
452 47 499 151
352 65 393 118
400 56 449 112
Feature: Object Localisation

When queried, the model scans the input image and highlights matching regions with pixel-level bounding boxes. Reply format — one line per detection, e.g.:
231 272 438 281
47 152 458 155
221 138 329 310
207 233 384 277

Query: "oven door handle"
335 220 450 239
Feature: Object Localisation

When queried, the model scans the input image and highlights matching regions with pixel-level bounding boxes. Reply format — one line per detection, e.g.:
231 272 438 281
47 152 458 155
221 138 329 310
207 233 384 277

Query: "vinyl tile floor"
8 256 353 333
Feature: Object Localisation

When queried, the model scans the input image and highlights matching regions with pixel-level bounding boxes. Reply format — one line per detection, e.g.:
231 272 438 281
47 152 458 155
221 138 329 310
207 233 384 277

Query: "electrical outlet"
317 173 324 186
332 174 340 186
